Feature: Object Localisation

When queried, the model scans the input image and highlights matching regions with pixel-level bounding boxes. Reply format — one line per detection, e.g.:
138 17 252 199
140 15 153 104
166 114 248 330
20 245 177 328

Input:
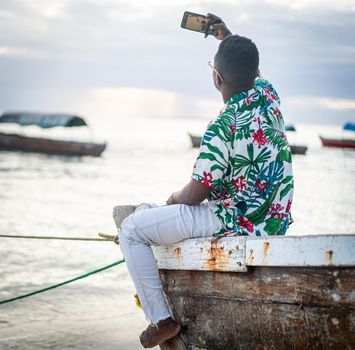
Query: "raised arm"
206 13 232 41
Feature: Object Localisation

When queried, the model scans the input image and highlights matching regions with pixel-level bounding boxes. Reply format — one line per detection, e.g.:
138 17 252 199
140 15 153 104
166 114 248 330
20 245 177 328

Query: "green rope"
0 259 125 305
0 234 111 242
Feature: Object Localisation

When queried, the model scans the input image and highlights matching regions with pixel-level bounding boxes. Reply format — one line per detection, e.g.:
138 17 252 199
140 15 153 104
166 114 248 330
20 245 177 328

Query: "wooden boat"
113 206 355 350
320 122 355 150
188 133 201 148
0 132 106 157
0 112 106 157
188 133 308 155
320 136 355 149
289 144 307 155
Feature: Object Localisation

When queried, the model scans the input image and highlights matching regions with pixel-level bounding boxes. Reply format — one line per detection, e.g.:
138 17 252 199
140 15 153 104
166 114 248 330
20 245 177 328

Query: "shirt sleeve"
192 120 229 189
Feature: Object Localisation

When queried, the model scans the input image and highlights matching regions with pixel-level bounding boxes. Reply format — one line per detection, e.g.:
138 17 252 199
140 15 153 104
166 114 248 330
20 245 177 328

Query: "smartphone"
181 11 219 37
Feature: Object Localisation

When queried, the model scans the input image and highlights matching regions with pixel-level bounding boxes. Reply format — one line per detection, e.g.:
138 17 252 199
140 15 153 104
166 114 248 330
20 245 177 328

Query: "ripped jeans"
119 202 221 325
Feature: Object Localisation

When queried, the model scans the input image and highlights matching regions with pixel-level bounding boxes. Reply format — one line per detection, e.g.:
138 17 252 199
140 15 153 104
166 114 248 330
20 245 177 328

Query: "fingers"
211 23 226 31
205 14 232 40
206 13 222 22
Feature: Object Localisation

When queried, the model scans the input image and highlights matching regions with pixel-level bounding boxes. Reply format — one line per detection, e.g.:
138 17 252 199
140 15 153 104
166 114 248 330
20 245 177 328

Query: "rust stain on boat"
262 242 270 264
204 241 229 270
247 249 254 265
174 247 182 262
326 250 334 265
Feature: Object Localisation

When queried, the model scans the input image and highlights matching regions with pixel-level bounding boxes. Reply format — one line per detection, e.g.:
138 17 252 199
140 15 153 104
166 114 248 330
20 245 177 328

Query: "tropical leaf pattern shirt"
192 78 294 236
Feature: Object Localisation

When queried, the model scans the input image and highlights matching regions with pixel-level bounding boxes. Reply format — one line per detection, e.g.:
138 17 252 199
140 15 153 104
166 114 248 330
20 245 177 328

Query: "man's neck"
221 84 253 104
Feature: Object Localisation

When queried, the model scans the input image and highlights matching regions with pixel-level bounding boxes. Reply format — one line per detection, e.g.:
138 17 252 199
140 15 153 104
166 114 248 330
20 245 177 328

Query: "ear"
214 73 223 91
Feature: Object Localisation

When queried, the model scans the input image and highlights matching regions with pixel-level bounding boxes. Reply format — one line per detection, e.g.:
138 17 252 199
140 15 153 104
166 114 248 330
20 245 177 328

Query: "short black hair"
215 35 259 89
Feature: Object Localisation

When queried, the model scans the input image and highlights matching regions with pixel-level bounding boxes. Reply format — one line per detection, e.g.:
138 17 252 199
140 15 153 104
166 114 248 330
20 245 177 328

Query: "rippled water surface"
0 119 354 349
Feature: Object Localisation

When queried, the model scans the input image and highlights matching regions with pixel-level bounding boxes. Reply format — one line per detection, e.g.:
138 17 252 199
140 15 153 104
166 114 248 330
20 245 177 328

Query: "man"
119 14 293 348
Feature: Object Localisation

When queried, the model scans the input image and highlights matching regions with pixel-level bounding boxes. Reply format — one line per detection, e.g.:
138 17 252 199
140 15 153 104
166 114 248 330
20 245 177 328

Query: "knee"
119 213 140 244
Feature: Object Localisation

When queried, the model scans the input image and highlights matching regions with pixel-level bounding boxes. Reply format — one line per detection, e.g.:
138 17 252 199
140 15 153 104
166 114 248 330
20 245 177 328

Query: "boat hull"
112 206 355 350
320 136 355 149
0 132 106 157
159 266 354 350
290 144 307 155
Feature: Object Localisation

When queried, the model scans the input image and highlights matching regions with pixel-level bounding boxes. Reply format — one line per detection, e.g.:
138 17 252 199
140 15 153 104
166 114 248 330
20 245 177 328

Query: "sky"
0 0 355 125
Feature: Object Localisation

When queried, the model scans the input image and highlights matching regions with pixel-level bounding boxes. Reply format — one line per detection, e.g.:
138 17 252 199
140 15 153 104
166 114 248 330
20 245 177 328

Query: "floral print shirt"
192 78 294 236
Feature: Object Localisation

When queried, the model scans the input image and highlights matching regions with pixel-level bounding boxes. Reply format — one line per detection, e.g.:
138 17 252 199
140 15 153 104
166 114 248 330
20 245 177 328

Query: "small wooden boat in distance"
0 132 106 157
0 112 106 157
188 133 201 148
285 123 308 154
320 121 355 149
113 206 355 350
320 136 355 149
289 144 307 155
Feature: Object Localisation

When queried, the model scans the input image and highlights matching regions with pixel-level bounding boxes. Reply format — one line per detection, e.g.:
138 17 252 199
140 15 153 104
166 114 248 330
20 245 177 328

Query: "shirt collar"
226 85 257 106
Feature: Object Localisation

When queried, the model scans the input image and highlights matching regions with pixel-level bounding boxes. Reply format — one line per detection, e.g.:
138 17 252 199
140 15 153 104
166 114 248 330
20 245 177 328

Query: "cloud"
0 45 46 58
285 96 355 111
265 0 355 12
77 86 178 119
0 0 354 124
282 96 355 125
75 86 222 122
318 98 355 110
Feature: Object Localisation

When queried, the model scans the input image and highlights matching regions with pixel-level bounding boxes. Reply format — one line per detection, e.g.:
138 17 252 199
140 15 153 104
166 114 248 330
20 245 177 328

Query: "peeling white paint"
331 318 340 326
331 293 341 302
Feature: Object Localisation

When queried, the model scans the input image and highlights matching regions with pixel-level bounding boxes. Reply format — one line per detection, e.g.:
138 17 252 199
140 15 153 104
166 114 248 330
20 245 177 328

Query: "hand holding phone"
206 13 232 40
181 11 221 38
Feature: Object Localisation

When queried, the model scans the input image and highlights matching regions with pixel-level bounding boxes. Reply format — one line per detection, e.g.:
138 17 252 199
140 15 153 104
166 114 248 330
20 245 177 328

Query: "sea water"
0 118 354 349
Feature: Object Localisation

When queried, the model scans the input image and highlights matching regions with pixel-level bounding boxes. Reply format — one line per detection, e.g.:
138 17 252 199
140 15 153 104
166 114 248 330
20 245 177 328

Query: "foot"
139 317 181 348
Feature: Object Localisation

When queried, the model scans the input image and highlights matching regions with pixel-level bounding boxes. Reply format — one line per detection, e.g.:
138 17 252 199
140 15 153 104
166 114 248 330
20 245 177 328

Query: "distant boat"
0 112 106 157
284 124 296 132
320 136 355 149
188 133 201 148
188 131 307 155
320 122 355 149
284 124 308 155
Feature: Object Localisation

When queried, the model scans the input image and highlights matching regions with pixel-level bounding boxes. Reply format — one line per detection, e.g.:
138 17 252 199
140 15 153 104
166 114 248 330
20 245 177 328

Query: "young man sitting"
119 14 294 348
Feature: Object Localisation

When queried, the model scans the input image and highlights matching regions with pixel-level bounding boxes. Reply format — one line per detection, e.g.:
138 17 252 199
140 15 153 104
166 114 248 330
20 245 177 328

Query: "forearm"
170 187 199 206
167 180 212 206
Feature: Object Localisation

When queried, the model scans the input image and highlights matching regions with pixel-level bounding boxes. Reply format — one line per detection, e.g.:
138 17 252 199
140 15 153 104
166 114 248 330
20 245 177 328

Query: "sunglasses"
208 61 224 82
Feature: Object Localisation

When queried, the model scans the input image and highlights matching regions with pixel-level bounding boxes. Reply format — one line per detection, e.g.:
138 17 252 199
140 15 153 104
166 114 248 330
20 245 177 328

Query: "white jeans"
119 202 222 325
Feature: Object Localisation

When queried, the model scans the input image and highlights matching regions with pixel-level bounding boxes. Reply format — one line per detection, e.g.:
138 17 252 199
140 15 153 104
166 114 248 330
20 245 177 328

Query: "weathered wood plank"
246 235 355 267
152 237 247 272
153 235 355 271
112 205 136 228
166 293 354 350
160 267 355 309
159 335 187 350
160 267 355 349
159 293 188 350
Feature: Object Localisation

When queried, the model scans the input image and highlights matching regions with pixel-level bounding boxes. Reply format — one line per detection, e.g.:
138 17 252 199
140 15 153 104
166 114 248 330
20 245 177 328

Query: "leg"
119 203 221 347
